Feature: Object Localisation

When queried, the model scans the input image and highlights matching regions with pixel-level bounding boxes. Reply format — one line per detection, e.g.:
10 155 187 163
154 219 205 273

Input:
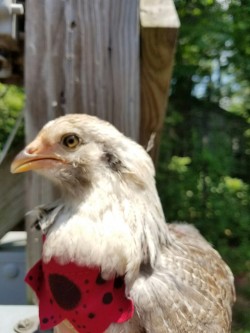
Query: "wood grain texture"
25 0 140 269
0 148 25 239
140 27 178 161
26 0 140 139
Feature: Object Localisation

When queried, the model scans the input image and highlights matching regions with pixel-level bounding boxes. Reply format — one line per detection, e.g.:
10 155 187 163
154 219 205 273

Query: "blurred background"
0 0 249 332
157 1 250 332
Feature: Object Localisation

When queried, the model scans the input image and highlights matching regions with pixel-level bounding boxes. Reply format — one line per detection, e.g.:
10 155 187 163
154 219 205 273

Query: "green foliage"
157 0 250 330
167 156 191 173
0 83 25 151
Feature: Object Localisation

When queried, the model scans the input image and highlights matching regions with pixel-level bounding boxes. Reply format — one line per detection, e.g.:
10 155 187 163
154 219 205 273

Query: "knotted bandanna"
25 258 134 333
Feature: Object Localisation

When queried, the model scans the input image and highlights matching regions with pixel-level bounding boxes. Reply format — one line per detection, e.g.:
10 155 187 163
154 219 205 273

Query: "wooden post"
140 0 180 161
24 0 179 276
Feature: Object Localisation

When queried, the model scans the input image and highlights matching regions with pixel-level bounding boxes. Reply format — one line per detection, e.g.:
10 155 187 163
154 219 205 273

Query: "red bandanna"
25 258 134 333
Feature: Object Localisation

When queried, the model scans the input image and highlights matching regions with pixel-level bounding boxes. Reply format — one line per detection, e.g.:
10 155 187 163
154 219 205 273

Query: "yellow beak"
10 140 64 174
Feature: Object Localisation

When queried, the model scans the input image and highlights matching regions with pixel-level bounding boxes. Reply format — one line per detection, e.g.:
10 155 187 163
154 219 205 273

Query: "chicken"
11 114 235 333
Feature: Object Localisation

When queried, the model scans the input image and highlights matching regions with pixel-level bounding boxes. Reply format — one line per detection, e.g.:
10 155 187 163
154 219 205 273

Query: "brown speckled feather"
130 224 235 333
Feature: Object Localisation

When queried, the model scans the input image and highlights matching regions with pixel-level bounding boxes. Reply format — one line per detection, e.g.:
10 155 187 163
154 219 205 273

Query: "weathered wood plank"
0 148 25 239
25 0 140 268
26 0 140 139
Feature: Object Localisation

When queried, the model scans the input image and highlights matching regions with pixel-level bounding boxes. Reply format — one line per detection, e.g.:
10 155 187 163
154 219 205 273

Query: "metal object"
14 316 39 333
0 0 24 78
0 0 24 38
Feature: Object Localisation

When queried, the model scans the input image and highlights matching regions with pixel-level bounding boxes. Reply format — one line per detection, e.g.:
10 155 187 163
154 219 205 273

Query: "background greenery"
0 0 249 331
157 0 250 332
0 84 24 152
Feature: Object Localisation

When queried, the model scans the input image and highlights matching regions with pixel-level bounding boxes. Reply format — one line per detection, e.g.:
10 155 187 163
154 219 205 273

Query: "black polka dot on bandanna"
42 318 48 324
88 312 95 319
95 273 106 285
102 292 113 304
49 274 81 310
114 276 124 289
28 275 33 281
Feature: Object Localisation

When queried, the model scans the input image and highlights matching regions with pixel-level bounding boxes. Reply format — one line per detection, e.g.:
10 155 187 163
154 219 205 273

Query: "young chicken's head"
11 114 155 195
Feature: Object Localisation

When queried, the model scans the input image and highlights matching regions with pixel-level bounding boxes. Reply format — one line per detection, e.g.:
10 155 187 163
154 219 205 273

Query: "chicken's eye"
62 134 80 149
